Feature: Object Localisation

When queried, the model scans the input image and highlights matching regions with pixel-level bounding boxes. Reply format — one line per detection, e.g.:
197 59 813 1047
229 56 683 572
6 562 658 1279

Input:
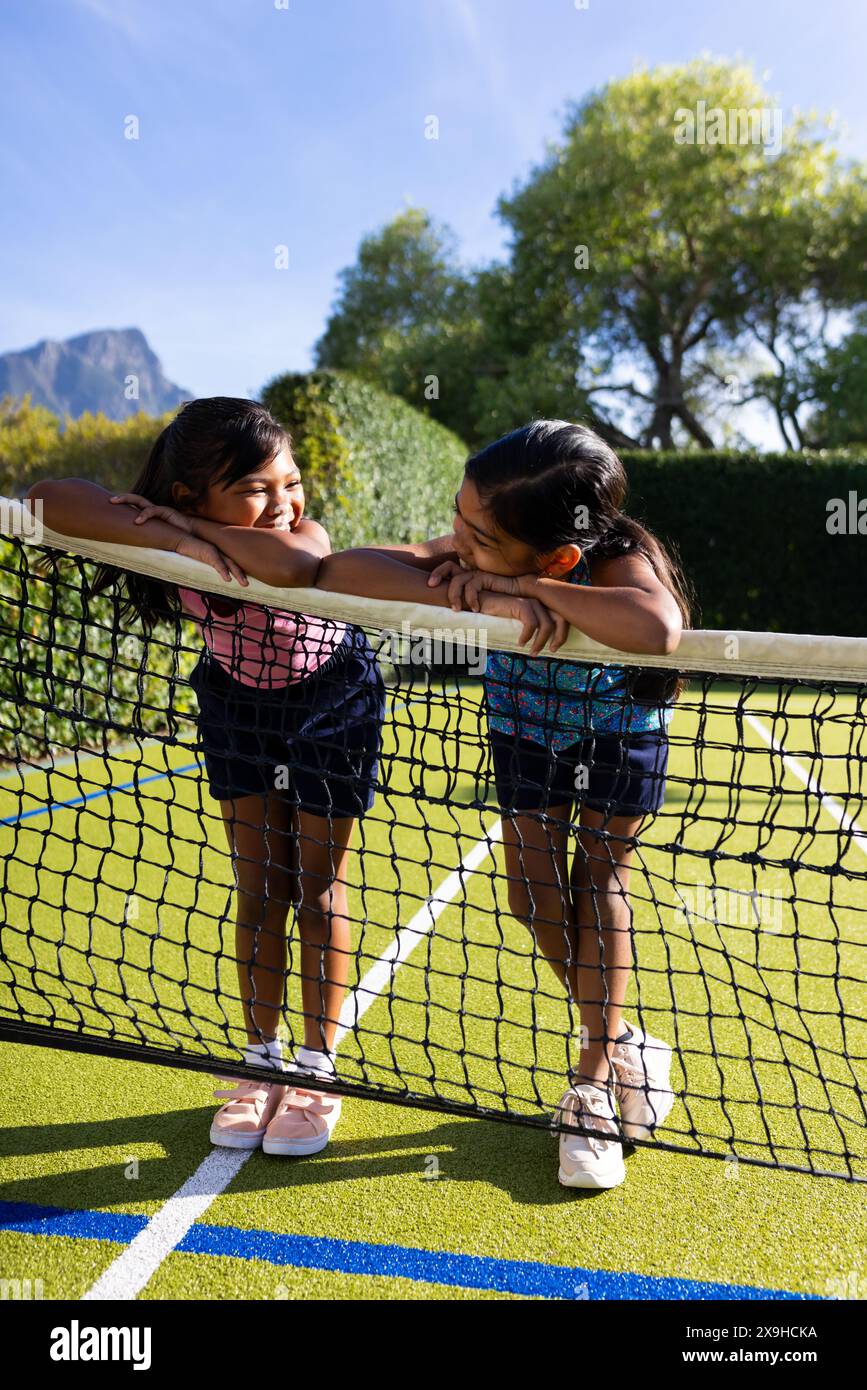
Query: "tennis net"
0 501 865 1182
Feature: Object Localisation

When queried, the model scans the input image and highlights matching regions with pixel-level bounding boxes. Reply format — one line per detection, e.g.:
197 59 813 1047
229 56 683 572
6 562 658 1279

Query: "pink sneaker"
210 1079 284 1150
262 1086 342 1156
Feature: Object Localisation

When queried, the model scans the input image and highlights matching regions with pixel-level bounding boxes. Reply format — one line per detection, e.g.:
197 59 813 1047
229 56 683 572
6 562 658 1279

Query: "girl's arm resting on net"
316 547 459 607
318 549 568 654
24 480 321 587
179 522 454 589
183 515 328 588
521 554 683 655
25 478 195 554
349 535 459 571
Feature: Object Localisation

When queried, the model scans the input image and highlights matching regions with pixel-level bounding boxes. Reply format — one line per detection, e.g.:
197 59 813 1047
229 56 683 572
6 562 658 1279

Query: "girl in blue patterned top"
316 419 691 1191
425 420 691 1191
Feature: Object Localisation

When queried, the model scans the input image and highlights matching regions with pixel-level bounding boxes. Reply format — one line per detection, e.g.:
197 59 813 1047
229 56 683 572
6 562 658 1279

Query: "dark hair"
465 420 694 698
90 397 290 628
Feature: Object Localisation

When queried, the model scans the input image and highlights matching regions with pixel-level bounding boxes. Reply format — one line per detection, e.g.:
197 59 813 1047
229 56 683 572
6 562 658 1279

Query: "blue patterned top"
484 556 673 751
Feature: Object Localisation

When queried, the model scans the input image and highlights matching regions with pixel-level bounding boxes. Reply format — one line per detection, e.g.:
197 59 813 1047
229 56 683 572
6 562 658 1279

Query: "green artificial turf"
0 677 864 1298
0 1044 863 1300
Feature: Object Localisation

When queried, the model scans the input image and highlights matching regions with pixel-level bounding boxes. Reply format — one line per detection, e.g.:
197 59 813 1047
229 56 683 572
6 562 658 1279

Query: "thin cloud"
441 0 508 101
72 0 152 43
435 0 538 160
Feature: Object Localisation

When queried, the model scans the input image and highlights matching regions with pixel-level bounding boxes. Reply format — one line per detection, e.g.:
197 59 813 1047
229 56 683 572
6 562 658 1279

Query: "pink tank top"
178 586 346 689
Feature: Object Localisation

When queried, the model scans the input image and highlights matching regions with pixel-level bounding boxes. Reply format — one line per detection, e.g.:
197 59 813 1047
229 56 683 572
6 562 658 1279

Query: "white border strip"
81 820 501 1301
80 1148 252 1302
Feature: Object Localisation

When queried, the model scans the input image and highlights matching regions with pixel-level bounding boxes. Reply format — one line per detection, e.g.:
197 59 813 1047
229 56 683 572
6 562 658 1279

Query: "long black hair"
465 420 693 697
90 397 291 628
466 419 692 621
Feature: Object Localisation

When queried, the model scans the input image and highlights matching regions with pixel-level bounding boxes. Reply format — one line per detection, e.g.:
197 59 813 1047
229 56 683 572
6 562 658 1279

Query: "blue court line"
0 736 202 785
0 1199 819 1300
0 762 201 825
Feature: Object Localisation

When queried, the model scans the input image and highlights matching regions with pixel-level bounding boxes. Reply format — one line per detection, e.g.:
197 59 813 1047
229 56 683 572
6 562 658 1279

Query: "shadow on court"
233 1112 640 1206
0 1103 638 1212
0 1107 228 1211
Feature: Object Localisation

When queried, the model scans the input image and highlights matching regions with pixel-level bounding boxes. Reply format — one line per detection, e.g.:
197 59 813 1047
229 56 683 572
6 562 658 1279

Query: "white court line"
82 818 502 1301
745 713 867 859
334 820 502 1045
80 1148 253 1303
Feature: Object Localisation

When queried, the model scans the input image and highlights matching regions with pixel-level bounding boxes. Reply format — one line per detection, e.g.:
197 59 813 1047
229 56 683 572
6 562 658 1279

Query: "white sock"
294 1045 335 1076
243 1038 284 1071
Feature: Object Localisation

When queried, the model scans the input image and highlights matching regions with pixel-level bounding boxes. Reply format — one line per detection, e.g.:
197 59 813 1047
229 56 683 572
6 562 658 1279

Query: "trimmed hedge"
261 370 467 549
620 450 867 637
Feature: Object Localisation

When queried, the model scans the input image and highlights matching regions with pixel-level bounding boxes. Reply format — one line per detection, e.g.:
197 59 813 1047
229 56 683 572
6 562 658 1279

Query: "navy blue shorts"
188 626 385 819
489 728 668 818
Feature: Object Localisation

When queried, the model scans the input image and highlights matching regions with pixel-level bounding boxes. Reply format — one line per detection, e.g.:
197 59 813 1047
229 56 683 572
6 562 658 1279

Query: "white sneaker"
611 1022 675 1140
554 1082 626 1190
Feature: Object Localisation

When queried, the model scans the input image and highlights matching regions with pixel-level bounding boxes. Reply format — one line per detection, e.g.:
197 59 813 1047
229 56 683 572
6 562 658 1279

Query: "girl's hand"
110 493 194 533
173 533 249 586
427 559 466 592
482 591 569 656
428 561 521 612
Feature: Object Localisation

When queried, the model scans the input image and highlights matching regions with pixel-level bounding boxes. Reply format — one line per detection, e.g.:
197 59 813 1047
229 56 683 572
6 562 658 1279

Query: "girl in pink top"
27 397 386 1157
29 398 563 1157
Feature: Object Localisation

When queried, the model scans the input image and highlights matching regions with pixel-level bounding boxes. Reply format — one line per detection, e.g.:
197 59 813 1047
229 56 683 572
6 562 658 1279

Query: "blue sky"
2 0 865 412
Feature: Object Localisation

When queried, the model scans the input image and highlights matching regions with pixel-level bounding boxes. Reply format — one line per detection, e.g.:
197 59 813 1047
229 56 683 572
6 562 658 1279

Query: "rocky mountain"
0 328 190 419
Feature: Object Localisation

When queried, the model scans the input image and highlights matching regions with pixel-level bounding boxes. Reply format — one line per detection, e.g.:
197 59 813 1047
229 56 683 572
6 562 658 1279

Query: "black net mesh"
0 532 864 1182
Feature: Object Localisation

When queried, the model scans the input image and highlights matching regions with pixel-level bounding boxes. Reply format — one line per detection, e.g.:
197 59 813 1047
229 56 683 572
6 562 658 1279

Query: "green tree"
315 61 867 450
315 216 627 449
804 314 867 446
314 208 478 420
0 395 171 497
499 59 866 447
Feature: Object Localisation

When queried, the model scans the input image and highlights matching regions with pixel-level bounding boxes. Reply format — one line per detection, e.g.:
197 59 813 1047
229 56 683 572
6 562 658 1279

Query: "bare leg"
570 807 644 1087
500 806 643 1088
218 791 299 1047
295 811 356 1054
500 809 577 996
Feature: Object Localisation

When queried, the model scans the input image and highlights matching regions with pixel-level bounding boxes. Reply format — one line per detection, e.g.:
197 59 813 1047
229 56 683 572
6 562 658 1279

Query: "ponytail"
590 513 694 630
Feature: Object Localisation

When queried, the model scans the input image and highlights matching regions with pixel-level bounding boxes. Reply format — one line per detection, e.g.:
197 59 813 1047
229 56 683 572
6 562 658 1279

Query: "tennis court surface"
0 506 864 1302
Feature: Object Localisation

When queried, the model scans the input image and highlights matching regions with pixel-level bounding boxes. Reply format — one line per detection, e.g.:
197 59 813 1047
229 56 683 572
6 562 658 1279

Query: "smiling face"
452 477 537 575
173 445 305 531
452 476 581 578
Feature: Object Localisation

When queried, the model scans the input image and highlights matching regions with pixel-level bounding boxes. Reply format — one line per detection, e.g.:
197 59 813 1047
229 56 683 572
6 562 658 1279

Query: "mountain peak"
67 326 149 351
0 328 190 420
